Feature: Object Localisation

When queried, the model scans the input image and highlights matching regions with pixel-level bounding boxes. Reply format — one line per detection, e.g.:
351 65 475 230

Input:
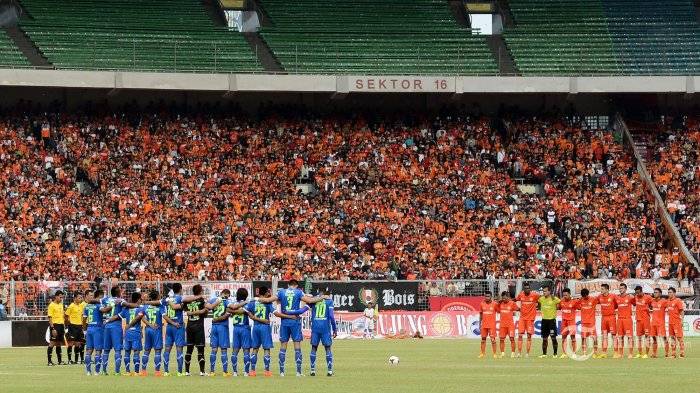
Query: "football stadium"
0 0 700 392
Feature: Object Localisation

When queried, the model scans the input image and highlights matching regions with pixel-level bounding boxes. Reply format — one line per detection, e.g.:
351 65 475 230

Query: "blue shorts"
279 323 303 343
124 330 143 351
210 324 230 349
102 324 123 351
86 327 103 350
310 330 332 347
165 324 186 347
232 326 252 349
251 325 273 349
144 327 163 350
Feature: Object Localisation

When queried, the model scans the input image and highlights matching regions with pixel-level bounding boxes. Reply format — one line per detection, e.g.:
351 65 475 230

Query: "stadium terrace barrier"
615 114 699 268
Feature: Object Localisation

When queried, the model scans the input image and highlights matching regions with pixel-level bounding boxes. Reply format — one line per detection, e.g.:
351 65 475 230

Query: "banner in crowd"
310 281 420 312
568 279 695 297
428 296 483 312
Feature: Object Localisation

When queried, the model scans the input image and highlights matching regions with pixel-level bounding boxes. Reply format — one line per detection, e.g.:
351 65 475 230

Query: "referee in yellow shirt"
537 286 560 358
47 290 66 366
65 292 86 365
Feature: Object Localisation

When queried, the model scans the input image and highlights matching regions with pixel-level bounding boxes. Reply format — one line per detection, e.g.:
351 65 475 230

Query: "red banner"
428 296 484 312
334 311 482 338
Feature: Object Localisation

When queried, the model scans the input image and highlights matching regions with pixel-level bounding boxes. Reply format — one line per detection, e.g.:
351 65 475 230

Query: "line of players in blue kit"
81 279 337 378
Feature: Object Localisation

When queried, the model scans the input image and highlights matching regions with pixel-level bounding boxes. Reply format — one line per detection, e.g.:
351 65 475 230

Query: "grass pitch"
1 339 697 393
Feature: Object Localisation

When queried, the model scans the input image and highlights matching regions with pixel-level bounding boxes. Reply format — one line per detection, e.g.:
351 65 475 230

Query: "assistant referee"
47 290 65 366
538 286 560 358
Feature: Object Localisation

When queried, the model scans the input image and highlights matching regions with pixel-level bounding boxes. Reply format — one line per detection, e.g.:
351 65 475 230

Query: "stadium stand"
17 0 261 72
1 107 688 283
644 117 700 264
503 0 622 75
257 0 498 74
0 29 30 67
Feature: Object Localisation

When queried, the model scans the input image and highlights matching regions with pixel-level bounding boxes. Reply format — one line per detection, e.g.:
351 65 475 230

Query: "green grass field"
1 339 697 393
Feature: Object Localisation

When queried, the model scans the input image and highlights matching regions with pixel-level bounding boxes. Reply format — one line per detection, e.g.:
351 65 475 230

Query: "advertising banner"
428 296 483 312
311 281 420 312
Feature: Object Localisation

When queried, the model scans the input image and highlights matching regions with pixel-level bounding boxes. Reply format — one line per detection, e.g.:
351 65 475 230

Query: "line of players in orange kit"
478 282 686 359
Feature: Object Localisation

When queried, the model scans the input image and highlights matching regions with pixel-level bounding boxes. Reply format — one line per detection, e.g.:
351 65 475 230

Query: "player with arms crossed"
597 283 617 358
479 291 498 358
64 292 85 365
650 288 669 358
497 291 518 358
309 289 337 376
515 283 539 358
614 283 635 358
258 279 326 376
633 285 652 358
667 287 685 358
141 290 165 376
246 286 276 377
121 292 145 376
558 288 579 358
82 289 104 375
47 290 65 366
537 286 560 358
579 288 599 358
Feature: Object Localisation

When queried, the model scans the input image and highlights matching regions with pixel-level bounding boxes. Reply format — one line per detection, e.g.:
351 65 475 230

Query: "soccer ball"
388 356 400 365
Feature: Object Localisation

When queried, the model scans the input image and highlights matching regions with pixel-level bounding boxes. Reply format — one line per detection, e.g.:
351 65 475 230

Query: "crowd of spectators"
645 116 700 264
0 106 695 286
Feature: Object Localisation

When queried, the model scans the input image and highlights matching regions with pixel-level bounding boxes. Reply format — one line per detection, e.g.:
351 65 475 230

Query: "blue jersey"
83 303 103 328
101 297 124 328
278 288 304 326
231 305 250 328
121 306 145 331
143 304 164 329
311 299 336 333
165 295 184 324
246 301 274 326
209 297 231 325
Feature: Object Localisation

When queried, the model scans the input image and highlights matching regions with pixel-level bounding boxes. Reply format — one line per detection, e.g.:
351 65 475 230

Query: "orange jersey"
650 298 668 324
633 294 652 320
558 299 579 322
516 292 540 320
497 300 518 327
667 298 684 326
579 296 598 324
480 301 498 328
615 294 634 319
597 294 616 317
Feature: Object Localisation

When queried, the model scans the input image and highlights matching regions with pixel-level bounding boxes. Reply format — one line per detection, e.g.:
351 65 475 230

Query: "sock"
517 337 523 353
243 351 251 374
221 349 228 373
263 353 271 372
155 350 162 371
185 345 194 373
499 339 505 353
176 348 184 373
679 339 686 355
491 340 497 354
163 350 170 372
210 350 217 373
94 352 102 373
251 353 258 371
67 346 73 362
480 340 486 354
278 349 286 374
664 341 670 356
47 346 53 363
124 350 131 373
114 350 122 374
85 351 92 373
310 349 317 371
134 352 140 373
142 352 149 373
56 347 63 363
79 345 85 362
602 335 608 352
510 339 516 352
552 338 558 355
232 350 239 373
102 351 109 373
526 337 532 353
325 349 333 372
294 349 302 374
542 339 548 355
197 346 205 373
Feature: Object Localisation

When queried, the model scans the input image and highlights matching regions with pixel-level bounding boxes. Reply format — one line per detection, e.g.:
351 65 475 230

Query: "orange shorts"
616 318 633 336
636 318 651 336
481 326 496 338
518 319 535 335
668 323 683 338
499 325 515 338
601 316 616 334
580 322 597 338
561 320 577 336
650 323 666 337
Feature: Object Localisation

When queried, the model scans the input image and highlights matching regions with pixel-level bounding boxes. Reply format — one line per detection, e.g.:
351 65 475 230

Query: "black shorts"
186 325 205 346
67 324 84 342
541 319 558 338
50 324 65 343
